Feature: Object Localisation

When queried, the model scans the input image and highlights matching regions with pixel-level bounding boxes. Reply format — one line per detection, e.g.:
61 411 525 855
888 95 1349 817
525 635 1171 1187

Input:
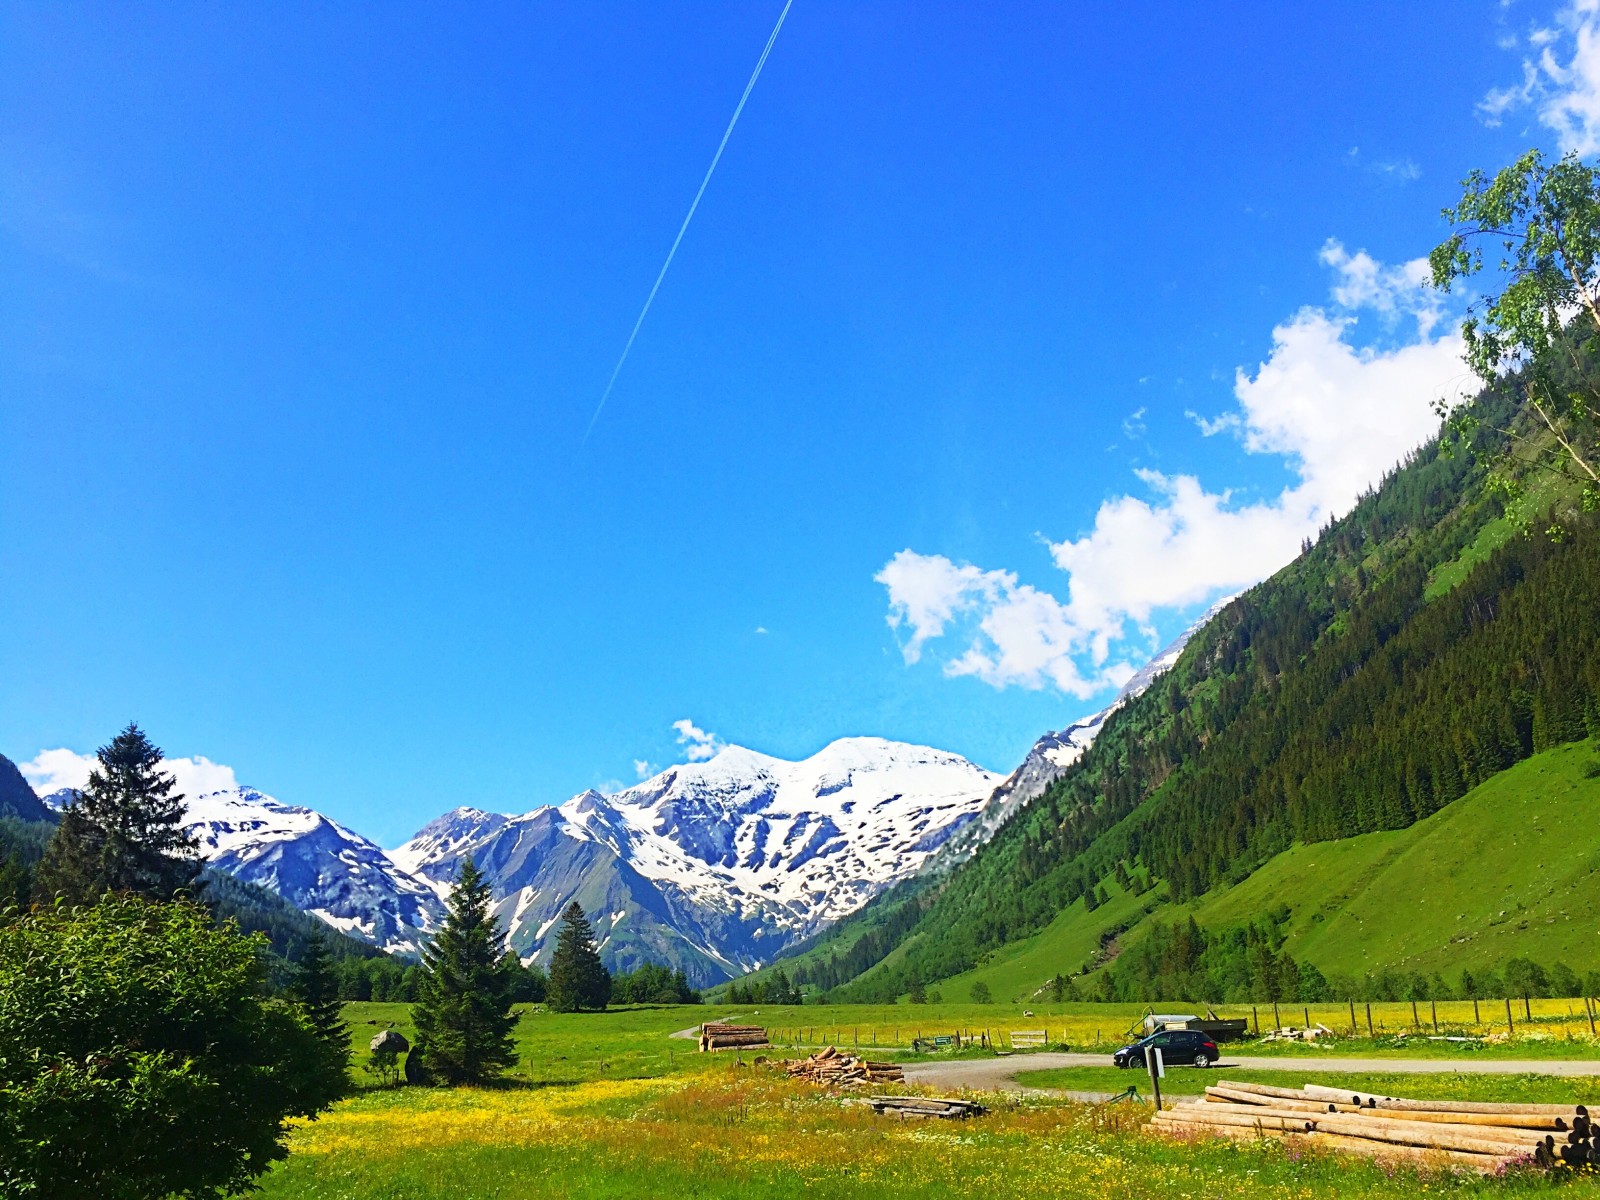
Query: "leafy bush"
0 896 344 1199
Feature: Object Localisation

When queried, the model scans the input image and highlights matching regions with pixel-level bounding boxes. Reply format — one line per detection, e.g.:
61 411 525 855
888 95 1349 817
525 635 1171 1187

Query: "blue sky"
4 1 1595 843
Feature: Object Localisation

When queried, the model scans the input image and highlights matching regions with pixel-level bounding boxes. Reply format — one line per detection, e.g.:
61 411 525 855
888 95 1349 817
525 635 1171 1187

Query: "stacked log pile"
845 1095 986 1120
784 1045 904 1087
1150 1079 1591 1171
699 1022 770 1053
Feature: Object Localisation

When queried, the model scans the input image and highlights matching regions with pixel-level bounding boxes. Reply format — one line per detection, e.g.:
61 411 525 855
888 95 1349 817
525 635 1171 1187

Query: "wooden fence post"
1348 999 1357 1035
1588 998 1597 1038
1505 997 1515 1037
1303 1006 1310 1030
1473 999 1480 1026
1525 995 1533 1022
1365 1002 1374 1038
1251 1006 1259 1035
1411 999 1420 1030
1272 1001 1280 1030
1431 1000 1439 1033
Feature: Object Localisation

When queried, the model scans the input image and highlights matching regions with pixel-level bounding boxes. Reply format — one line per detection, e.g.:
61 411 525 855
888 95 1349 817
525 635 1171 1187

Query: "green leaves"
34 724 201 907
411 857 519 1085
0 897 344 1200
1431 149 1600 531
546 901 612 1013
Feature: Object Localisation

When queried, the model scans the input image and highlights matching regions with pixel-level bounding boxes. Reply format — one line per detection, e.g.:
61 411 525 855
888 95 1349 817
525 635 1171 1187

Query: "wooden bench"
1009 1029 1048 1050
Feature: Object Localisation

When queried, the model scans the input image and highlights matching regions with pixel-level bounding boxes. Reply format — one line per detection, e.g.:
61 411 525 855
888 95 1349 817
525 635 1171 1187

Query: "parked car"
1112 1028 1219 1069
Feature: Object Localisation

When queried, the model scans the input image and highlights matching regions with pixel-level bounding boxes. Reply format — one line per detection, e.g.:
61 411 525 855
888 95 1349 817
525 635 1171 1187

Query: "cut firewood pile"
1151 1079 1593 1172
784 1045 905 1087
844 1095 987 1120
699 1022 771 1052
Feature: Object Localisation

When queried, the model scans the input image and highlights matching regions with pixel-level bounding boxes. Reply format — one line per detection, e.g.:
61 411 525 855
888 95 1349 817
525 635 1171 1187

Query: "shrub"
0 896 344 1200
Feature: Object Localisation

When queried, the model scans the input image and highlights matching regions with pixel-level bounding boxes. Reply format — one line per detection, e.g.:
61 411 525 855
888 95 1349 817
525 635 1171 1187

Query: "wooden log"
1299 1084 1582 1117
1205 1088 1338 1113
870 1095 983 1110
1314 1114 1552 1157
1216 1088 1331 1107
1214 1085 1569 1130
1201 1095 1558 1150
1152 1109 1314 1134
1188 1102 1347 1125
1304 1132 1520 1173
1360 1108 1570 1132
1325 1118 1551 1151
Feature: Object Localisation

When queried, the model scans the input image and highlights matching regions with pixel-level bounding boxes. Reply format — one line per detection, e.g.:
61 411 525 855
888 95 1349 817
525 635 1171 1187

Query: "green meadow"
246 1002 1600 1200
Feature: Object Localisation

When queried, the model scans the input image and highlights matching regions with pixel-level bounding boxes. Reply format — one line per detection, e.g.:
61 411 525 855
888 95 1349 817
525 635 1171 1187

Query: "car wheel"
1194 1053 1212 1069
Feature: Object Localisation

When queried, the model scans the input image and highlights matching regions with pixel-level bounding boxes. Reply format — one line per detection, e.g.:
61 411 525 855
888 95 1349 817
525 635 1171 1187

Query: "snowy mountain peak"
389 807 511 883
393 735 1001 983
183 786 441 954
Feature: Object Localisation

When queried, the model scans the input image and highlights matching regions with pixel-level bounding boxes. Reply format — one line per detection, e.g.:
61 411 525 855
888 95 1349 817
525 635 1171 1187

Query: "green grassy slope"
934 878 1162 1004
934 738 1600 997
1189 737 1600 979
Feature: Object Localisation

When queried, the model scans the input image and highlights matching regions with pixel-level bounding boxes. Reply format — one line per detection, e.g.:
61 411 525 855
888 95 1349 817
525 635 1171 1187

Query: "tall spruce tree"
546 901 611 1013
412 858 518 1084
36 724 200 905
289 935 350 1086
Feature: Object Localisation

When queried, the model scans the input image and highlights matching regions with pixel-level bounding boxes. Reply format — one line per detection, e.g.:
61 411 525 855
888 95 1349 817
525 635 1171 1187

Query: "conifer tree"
546 901 612 1012
290 934 350 1085
412 858 519 1084
36 723 200 905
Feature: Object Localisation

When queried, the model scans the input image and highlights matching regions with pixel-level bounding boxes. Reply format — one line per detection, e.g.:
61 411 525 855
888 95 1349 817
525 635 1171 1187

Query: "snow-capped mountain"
34 779 443 954
927 598 1235 872
183 787 443 953
392 738 1001 983
184 787 444 954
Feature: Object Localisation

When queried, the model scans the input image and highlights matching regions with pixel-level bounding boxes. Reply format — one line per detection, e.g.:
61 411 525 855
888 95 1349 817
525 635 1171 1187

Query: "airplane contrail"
582 0 795 444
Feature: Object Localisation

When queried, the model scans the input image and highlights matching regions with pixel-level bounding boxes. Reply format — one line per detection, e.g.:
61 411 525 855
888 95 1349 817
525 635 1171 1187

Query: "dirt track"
901 1051 1600 1093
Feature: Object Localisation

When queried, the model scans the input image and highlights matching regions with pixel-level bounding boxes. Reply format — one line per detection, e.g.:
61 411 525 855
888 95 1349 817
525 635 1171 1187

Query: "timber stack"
785 1045 904 1087
699 1022 771 1052
1150 1079 1588 1172
845 1095 986 1120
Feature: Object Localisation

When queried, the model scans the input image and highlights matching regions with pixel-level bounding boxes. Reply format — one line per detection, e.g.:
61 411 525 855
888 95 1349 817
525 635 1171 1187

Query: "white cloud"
877 551 1133 697
1481 1 1600 154
671 719 724 762
18 748 95 796
20 748 240 799
1319 240 1439 332
632 758 655 780
754 625 769 634
880 244 1468 696
1121 406 1148 439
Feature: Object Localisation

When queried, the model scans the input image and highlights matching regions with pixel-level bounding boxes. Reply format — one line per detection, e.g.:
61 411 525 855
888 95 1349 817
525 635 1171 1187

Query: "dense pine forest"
767 384 1600 1003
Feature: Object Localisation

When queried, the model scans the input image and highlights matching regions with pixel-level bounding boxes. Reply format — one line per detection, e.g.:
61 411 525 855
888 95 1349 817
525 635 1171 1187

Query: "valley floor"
255 1003 1600 1199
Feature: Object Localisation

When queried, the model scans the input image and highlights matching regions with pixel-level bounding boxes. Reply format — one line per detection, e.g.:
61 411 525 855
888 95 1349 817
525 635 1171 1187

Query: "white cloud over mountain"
879 243 1467 697
20 748 240 800
1482 0 1600 154
672 719 724 762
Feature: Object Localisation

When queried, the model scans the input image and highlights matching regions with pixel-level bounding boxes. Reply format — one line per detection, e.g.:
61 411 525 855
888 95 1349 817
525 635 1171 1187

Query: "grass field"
242 1003 1600 1197
933 739 1600 1004
257 1070 1600 1200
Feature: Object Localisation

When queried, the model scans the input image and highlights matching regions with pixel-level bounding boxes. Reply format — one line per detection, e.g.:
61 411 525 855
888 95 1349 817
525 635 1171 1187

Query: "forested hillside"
756 385 1600 1003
